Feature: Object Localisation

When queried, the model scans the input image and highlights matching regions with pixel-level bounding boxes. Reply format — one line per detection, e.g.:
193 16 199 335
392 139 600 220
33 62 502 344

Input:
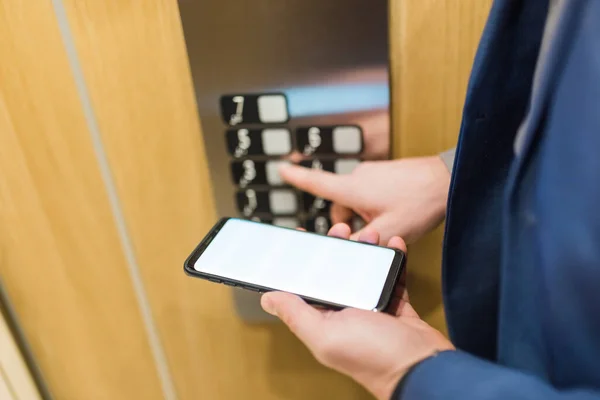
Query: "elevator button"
257 94 289 123
265 160 291 186
261 128 292 155
269 189 297 214
231 160 290 187
332 126 363 154
297 126 363 155
335 159 361 175
227 128 292 158
236 189 297 216
220 93 289 126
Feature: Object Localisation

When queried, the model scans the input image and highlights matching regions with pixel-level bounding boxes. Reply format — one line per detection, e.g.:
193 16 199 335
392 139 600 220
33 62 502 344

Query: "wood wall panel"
62 0 370 399
0 1 163 399
389 0 493 332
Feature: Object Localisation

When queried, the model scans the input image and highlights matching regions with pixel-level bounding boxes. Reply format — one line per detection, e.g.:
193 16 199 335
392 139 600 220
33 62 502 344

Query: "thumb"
280 164 352 205
261 291 324 345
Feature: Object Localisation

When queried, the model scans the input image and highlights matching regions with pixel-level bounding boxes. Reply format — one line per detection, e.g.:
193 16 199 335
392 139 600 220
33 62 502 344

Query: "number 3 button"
230 160 291 187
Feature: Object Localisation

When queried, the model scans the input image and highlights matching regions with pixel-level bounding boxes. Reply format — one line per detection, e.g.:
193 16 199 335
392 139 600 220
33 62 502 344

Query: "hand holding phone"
184 218 405 312
259 226 454 400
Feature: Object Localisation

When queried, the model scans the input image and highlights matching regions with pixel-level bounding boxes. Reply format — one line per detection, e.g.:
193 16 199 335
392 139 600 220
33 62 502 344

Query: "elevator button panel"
221 94 365 234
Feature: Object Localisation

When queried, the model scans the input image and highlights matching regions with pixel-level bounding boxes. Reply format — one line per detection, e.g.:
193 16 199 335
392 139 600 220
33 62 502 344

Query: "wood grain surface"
0 1 163 398
390 0 493 333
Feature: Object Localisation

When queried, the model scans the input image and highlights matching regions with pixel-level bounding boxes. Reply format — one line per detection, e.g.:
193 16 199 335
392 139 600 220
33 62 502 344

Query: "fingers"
357 227 379 244
327 223 351 239
330 203 353 224
385 236 413 317
349 215 405 246
280 164 351 204
261 291 324 345
387 236 407 253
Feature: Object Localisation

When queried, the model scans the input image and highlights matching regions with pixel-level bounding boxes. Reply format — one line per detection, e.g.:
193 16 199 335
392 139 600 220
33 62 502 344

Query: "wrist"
389 349 455 400
427 155 451 222
376 337 455 400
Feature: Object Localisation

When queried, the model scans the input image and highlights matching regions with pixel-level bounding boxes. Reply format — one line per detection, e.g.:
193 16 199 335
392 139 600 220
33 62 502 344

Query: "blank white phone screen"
194 218 396 310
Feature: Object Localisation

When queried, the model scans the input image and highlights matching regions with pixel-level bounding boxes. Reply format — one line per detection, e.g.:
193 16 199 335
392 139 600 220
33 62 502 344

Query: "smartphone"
184 217 405 312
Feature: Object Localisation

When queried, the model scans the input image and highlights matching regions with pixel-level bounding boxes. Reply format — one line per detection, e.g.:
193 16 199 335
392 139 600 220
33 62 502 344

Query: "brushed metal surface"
179 0 390 322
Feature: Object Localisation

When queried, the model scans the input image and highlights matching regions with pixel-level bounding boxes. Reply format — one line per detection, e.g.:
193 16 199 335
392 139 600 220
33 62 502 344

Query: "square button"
335 159 360 175
262 129 292 155
265 160 291 186
269 189 297 214
257 94 289 123
333 126 363 154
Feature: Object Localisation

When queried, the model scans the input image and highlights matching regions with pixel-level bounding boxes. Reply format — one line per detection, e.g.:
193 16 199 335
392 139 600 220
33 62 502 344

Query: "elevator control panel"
179 0 390 320
220 93 366 232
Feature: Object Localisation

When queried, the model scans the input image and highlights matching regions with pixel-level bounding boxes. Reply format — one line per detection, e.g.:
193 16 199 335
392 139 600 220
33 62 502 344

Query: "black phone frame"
183 217 405 313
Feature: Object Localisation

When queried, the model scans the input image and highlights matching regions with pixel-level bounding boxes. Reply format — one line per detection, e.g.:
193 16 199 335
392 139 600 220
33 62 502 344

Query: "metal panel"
179 0 390 321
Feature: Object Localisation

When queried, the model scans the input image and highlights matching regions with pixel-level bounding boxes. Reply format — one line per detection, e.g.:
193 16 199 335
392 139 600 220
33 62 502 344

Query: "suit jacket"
397 1 600 398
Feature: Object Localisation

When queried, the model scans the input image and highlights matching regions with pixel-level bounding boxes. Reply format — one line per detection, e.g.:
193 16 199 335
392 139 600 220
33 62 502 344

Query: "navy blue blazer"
398 1 600 399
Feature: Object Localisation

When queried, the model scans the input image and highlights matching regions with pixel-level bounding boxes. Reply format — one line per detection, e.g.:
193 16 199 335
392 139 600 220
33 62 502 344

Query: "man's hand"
260 224 454 400
280 156 451 244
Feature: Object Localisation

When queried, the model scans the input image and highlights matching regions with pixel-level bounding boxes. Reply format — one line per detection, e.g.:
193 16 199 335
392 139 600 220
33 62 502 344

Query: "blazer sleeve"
393 350 600 400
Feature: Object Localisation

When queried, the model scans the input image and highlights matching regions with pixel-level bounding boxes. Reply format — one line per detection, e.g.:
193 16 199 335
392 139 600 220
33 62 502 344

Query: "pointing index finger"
279 164 351 204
